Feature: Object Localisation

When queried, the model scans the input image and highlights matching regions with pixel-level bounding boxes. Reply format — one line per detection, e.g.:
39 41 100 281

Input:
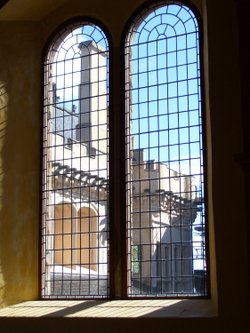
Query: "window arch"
125 1 207 297
42 21 110 298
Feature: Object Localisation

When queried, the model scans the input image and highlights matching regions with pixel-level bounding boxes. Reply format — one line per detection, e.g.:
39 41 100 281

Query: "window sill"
0 299 216 318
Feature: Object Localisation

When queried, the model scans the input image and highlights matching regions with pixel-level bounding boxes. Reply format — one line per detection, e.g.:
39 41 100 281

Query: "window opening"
125 2 208 297
42 22 109 298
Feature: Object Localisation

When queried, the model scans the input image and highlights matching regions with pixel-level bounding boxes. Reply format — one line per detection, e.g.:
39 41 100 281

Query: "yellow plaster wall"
0 0 249 331
0 22 42 307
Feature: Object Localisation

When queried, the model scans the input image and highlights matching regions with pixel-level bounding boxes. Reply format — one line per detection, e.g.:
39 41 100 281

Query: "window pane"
42 23 109 298
125 2 207 297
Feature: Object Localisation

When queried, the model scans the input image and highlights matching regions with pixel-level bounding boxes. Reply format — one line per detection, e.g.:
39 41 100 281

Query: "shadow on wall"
0 80 8 307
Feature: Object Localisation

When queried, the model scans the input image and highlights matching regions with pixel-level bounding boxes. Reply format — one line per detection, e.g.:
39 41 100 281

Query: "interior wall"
0 0 249 331
0 21 42 307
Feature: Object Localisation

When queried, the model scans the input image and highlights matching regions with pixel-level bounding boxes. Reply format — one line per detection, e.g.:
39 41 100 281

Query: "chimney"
76 40 107 155
132 149 145 164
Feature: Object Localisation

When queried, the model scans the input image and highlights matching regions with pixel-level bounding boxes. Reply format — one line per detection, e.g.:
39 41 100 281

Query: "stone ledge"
0 299 216 318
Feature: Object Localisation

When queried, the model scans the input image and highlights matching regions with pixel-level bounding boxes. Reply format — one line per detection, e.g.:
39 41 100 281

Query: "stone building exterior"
130 149 202 293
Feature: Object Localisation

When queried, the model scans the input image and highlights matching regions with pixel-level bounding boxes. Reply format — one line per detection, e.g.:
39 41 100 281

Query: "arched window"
42 21 110 298
41 1 208 299
125 2 207 296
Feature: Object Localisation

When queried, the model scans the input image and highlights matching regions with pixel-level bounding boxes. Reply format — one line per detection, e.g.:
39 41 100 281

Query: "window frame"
41 16 114 299
120 0 209 299
40 0 210 300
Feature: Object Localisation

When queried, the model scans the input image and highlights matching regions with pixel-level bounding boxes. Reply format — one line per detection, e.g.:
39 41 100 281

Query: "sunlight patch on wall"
0 81 8 205
0 80 8 307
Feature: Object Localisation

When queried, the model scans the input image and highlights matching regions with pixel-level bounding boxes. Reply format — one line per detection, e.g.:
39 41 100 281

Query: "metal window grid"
41 1 208 300
125 2 208 297
42 22 110 299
